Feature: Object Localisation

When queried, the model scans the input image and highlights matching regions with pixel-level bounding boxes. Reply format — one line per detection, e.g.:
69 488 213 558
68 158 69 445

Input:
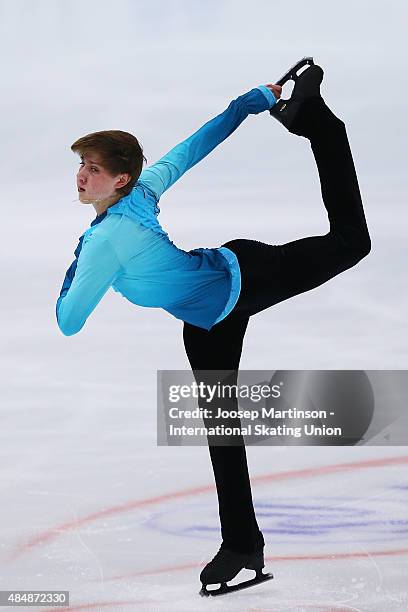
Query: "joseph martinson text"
167 407 342 439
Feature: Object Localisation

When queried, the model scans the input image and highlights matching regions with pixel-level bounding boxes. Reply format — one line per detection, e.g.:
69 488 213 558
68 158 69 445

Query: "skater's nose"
77 167 88 183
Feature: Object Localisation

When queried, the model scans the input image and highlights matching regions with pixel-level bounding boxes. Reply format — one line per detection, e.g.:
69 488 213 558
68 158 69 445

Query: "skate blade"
199 571 273 597
275 56 314 86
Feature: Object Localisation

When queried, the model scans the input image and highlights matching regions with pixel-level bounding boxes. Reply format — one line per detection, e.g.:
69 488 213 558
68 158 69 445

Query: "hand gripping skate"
269 56 324 131
199 547 273 597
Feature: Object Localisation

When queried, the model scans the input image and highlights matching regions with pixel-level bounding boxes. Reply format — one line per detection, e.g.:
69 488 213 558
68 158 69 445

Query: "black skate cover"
199 547 273 597
269 56 324 132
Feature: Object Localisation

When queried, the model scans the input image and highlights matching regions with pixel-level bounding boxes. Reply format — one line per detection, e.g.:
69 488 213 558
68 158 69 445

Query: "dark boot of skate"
270 62 324 131
200 546 265 586
199 543 273 597
288 95 345 139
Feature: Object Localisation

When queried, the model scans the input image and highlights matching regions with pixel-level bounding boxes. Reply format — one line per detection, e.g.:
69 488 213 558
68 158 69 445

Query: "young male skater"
56 58 370 595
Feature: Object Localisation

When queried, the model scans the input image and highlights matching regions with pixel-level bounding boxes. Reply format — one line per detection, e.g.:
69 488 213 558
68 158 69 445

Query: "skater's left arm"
56 233 122 336
138 85 277 200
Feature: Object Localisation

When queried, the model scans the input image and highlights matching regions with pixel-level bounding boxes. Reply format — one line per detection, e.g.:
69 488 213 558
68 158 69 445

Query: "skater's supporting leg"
224 98 371 316
183 312 264 554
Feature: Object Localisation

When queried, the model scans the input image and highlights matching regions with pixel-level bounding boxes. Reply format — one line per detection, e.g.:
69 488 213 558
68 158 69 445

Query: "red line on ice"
10 454 408 561
108 546 408 581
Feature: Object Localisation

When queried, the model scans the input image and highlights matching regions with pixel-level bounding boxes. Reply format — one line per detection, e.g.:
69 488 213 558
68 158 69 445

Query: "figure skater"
56 59 370 595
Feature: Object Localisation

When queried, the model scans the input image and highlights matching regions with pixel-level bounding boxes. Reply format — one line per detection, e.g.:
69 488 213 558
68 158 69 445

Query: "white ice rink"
2 387 408 611
1 1 407 610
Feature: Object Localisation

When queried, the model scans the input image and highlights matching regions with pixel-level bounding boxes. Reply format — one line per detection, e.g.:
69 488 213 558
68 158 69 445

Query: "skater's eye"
78 162 99 173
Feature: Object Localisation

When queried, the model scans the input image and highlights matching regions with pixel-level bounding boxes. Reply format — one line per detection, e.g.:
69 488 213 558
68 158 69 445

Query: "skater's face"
76 152 129 205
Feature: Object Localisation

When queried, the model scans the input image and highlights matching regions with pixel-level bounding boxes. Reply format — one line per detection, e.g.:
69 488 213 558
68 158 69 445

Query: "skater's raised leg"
226 66 371 317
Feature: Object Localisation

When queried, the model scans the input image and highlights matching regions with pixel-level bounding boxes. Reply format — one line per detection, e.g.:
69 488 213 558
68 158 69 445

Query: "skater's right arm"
138 85 277 200
56 233 122 336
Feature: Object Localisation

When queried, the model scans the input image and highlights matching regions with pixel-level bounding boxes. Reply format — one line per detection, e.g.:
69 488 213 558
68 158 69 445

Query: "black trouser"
182 99 371 554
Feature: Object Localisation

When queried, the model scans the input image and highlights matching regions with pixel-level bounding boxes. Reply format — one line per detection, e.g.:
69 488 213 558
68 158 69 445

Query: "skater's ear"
115 173 131 190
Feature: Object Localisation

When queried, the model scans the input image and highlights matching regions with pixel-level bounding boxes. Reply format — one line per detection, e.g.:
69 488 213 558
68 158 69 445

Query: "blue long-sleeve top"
56 85 277 336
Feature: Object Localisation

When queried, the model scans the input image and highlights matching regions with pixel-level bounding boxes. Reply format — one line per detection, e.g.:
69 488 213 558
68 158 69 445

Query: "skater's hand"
265 84 282 99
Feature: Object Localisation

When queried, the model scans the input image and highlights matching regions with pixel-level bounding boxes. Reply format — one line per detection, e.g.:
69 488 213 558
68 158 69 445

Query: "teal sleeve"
56 234 122 336
138 85 277 200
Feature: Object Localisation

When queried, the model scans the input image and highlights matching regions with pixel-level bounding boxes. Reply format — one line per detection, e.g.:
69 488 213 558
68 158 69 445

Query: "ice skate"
199 546 273 597
270 56 324 132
